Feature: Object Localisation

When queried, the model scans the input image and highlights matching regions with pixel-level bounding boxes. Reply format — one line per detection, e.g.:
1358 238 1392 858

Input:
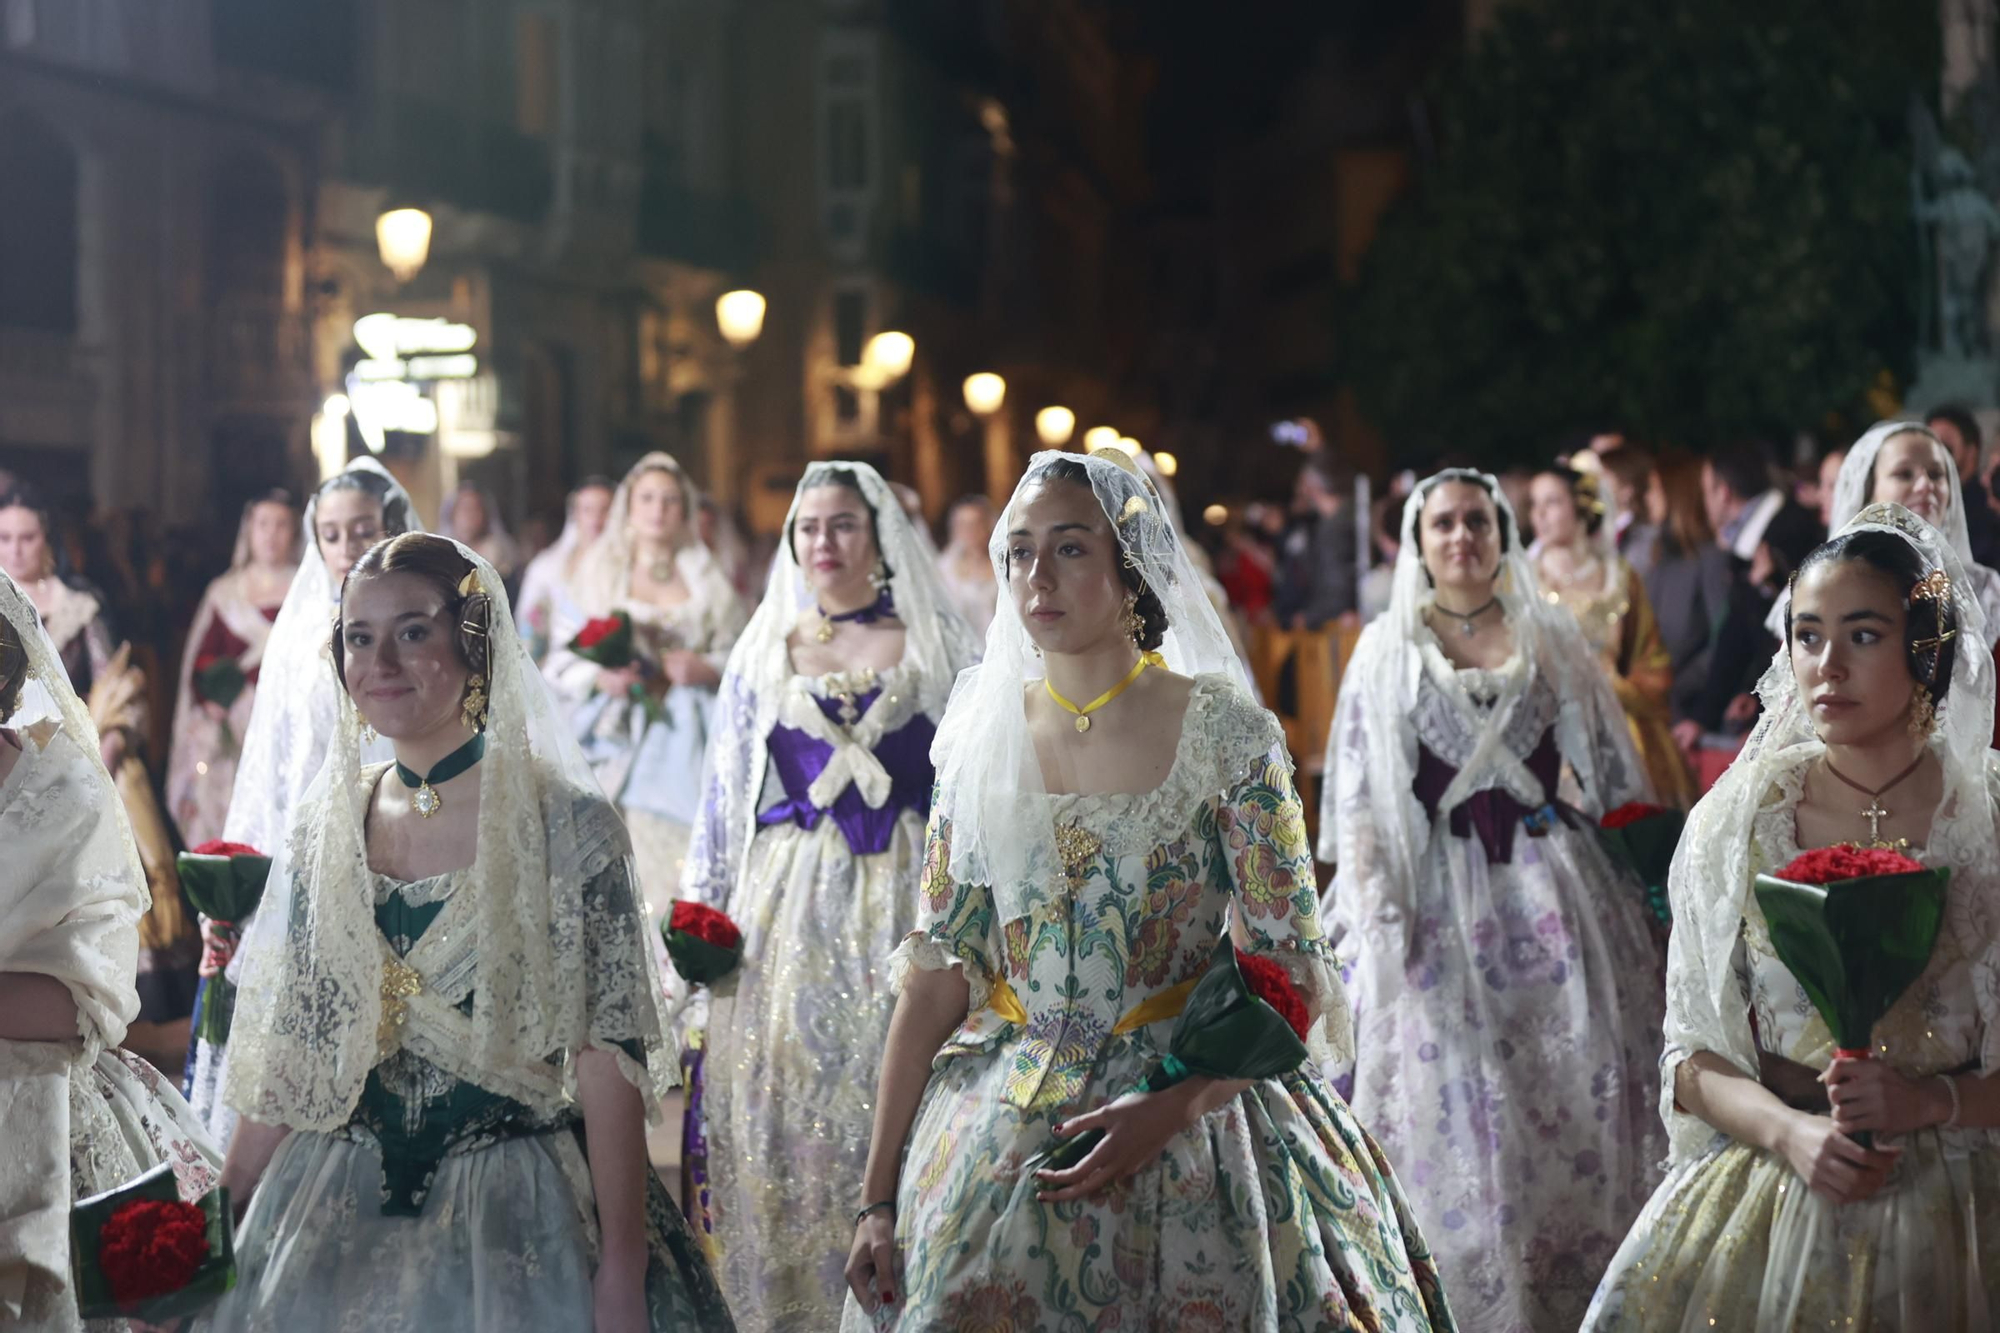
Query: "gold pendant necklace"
1044 655 1153 734
1821 753 1926 850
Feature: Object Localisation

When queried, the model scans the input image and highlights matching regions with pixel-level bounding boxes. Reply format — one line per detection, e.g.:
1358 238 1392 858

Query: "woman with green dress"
205 533 733 1332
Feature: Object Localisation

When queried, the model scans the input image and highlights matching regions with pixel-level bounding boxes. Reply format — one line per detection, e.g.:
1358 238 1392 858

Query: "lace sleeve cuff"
887 932 994 1013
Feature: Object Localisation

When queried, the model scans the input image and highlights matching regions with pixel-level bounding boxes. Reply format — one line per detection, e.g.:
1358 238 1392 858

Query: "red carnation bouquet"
69 1162 235 1321
662 900 744 985
1597 802 1685 928
176 840 273 1045
1035 939 1313 1171
1754 845 1949 1146
568 609 666 722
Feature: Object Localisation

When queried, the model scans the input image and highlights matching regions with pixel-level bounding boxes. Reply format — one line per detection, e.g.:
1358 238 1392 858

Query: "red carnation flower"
1601 802 1669 831
575 616 624 651
1776 845 1926 885
97 1198 209 1306
670 900 743 951
1235 949 1312 1041
189 840 262 859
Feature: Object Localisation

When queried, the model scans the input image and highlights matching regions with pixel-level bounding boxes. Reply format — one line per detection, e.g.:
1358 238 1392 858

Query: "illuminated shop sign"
352 313 479 381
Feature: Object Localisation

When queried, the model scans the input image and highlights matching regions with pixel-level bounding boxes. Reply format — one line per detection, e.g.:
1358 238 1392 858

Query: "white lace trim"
887 931 993 1014
1040 674 1287 867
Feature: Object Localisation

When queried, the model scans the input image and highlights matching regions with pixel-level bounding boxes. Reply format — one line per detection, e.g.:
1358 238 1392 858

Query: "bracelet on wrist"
1939 1073 1962 1129
854 1200 895 1227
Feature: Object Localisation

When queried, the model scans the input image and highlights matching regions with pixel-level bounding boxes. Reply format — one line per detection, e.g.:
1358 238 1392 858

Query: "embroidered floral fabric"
846 678 1449 1331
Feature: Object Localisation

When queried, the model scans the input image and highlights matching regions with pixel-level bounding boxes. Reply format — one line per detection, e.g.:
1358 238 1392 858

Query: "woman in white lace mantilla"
517 476 615 664
1319 468 1667 1332
840 450 1453 1332
1814 419 2000 643
677 461 978 1332
204 534 733 1332
1584 504 2000 1330
165 490 300 849
0 568 222 1331
184 459 421 1147
548 453 747 922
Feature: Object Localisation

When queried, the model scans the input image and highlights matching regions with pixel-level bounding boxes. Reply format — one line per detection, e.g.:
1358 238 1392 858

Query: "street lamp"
1034 406 1076 447
1152 450 1179 477
716 290 767 349
376 207 434 282
864 331 915 381
1082 426 1119 453
1116 436 1142 457
962 372 1006 416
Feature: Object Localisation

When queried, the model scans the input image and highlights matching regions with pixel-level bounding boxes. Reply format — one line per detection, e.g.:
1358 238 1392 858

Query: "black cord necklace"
1436 595 1501 637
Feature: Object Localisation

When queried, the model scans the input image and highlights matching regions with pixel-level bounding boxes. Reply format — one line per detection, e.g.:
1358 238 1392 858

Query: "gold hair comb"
1119 494 1149 525
1911 569 1951 603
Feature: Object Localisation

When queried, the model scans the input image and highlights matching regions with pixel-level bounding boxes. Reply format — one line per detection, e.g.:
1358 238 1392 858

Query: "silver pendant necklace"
1443 596 1500 636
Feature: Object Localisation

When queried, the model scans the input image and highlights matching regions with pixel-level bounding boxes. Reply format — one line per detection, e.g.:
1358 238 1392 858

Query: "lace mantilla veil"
0 568 149 1055
928 449 1257 929
1788 420 2000 636
1316 468 1649 938
1665 502 1999 1163
222 457 422 853
225 540 677 1132
570 451 736 618
682 460 981 907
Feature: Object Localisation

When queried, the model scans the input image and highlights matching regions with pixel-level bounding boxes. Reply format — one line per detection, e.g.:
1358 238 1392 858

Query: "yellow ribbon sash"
983 973 1199 1035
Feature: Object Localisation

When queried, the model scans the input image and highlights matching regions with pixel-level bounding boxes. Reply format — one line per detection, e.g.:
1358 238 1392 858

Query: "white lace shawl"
681 460 979 911
1664 503 2000 1164
225 543 677 1131
0 570 148 1055
1800 420 2000 638
222 458 421 854
0 571 151 1315
1317 469 1650 947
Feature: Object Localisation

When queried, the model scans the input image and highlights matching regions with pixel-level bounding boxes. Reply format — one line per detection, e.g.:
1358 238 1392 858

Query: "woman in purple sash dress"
675 462 978 1332
1318 468 1668 1332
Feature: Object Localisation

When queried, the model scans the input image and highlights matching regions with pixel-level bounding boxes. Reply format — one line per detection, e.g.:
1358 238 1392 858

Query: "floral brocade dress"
1583 760 2000 1330
844 676 1454 1332
1331 639 1668 1333
688 662 938 1332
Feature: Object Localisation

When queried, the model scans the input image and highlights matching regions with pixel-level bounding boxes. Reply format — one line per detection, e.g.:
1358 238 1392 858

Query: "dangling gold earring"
1909 682 1936 738
869 560 889 593
359 721 377 745
1121 593 1145 645
462 675 489 732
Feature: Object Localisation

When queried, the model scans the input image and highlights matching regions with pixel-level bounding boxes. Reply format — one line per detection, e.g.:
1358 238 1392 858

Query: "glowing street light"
1034 406 1076 447
1152 450 1179 477
1115 436 1142 457
1082 426 1120 453
863 331 915 381
716 290 767 349
962 372 1006 416
1203 504 1229 526
376 207 434 283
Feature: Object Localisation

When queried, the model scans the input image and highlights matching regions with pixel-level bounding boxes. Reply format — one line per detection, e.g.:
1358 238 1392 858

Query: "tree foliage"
1340 1 1937 466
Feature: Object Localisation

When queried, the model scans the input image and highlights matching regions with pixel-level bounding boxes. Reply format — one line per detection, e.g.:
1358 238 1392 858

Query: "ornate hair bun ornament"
1567 452 1610 516
1910 569 1951 604
1118 493 1150 525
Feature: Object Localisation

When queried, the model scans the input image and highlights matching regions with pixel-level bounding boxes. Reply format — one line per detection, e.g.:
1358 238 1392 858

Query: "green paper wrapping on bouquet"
69 1161 235 1323
661 901 744 985
1597 803 1684 928
1033 939 1311 1173
1753 853 1948 1146
176 846 272 1045
194 656 248 711
194 655 249 750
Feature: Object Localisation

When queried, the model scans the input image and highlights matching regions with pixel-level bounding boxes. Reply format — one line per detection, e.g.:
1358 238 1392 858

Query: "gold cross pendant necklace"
1822 753 1926 850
